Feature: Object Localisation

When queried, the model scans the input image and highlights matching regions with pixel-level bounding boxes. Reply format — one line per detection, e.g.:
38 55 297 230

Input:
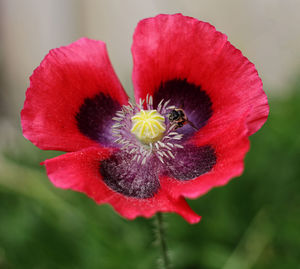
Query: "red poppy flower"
21 14 269 224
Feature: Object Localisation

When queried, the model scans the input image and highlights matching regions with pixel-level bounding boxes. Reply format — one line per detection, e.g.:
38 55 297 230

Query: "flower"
21 14 269 224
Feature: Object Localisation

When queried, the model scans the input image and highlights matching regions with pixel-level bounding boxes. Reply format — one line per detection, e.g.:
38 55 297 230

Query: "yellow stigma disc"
131 110 166 144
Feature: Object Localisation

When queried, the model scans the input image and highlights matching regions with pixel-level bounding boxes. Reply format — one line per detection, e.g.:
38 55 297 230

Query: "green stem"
155 212 171 269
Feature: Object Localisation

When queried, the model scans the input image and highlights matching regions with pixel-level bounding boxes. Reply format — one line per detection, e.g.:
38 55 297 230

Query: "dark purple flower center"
100 151 161 199
75 93 121 146
76 79 216 199
153 79 212 139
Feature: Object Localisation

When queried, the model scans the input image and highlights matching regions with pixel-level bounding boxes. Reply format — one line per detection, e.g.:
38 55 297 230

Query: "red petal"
132 14 268 136
21 38 128 152
160 114 250 199
43 147 201 224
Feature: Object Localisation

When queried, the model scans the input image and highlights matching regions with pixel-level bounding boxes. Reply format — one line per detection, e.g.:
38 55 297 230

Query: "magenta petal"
43 147 201 223
21 38 128 152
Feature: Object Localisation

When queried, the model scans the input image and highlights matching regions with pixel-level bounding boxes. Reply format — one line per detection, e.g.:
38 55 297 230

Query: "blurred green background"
0 1 300 269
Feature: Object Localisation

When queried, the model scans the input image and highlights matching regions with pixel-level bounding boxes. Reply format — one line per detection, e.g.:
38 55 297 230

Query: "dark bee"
168 108 197 130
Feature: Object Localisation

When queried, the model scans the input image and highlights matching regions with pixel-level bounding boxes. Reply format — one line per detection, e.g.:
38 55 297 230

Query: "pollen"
131 110 166 144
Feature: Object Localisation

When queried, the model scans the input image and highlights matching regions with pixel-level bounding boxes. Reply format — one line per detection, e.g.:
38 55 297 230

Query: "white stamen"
162 151 170 159
164 144 172 150
162 100 170 111
149 143 153 152
166 105 176 110
157 141 165 147
122 144 130 149
114 137 122 143
167 143 174 148
157 151 164 157
168 150 175 159
174 144 184 148
129 148 137 154
157 99 164 112
157 155 164 163
112 117 122 121
149 96 153 106
112 123 122 128
141 156 147 165
168 124 176 131
139 98 144 107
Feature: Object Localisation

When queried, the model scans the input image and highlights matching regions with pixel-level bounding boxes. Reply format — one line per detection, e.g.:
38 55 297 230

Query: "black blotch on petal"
75 93 121 146
153 79 212 138
165 145 216 181
100 152 160 199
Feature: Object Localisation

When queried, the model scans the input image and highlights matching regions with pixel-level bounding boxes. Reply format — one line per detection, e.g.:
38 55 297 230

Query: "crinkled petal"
43 147 201 224
160 114 250 199
21 38 128 152
132 14 268 136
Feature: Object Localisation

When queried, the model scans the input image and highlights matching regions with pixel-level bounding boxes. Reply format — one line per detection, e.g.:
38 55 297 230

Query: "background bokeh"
0 1 299 268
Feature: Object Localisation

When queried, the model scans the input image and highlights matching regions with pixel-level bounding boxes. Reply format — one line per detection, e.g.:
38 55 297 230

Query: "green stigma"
131 110 166 144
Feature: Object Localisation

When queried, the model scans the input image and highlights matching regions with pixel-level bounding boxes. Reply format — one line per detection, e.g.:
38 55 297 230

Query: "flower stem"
155 212 171 269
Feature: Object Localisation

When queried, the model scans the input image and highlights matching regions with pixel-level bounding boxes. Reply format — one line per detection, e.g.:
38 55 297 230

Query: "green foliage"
0 83 299 269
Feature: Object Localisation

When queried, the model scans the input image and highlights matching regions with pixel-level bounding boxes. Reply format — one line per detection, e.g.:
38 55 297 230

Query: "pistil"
131 110 166 144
